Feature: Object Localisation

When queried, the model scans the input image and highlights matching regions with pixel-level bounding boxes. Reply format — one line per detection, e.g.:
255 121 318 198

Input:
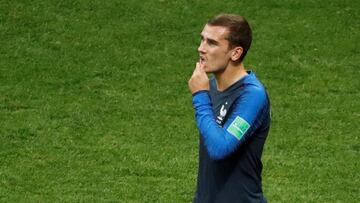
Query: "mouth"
199 56 206 65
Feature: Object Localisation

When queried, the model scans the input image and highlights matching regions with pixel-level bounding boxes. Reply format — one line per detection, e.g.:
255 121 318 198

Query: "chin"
202 64 211 71
212 67 226 74
203 66 212 74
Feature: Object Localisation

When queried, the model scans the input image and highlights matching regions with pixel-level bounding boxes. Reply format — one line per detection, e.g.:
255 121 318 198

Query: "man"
188 14 270 203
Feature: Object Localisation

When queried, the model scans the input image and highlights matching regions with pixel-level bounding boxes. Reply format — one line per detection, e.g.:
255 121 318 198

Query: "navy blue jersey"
192 71 270 203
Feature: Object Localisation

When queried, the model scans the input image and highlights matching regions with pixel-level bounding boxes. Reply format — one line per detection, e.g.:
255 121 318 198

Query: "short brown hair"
207 14 252 62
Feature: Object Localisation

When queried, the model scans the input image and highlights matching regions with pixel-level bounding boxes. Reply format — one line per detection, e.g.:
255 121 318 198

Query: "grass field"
1 0 359 202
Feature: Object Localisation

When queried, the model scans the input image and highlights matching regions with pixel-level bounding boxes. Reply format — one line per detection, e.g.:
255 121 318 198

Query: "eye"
208 40 217 47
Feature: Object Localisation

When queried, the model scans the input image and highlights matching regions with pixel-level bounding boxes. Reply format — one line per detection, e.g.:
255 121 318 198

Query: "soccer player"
188 14 271 203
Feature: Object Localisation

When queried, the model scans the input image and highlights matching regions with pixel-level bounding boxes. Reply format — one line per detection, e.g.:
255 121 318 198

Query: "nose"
198 41 206 54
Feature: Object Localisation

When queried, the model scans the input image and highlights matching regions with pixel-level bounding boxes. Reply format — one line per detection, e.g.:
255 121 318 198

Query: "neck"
214 62 248 91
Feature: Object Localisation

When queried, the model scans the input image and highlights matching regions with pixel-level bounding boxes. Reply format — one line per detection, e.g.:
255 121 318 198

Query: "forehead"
200 24 229 41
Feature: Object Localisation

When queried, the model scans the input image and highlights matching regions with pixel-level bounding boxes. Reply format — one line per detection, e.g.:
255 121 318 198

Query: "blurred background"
0 0 359 202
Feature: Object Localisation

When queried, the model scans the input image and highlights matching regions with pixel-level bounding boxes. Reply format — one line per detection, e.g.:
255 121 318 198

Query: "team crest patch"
227 116 250 140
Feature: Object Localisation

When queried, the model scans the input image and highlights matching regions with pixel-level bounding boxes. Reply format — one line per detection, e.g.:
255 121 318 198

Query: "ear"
231 47 243 61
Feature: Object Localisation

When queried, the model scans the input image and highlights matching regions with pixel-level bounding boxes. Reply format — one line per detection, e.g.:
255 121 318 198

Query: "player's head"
207 14 252 63
198 14 252 73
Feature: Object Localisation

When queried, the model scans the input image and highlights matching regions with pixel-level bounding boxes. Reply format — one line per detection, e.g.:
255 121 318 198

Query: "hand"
188 61 209 94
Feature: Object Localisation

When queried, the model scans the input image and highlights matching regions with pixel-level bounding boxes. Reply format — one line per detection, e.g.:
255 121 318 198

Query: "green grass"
1 0 359 202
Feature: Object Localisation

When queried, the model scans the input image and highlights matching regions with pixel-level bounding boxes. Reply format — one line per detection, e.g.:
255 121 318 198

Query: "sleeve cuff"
192 90 211 108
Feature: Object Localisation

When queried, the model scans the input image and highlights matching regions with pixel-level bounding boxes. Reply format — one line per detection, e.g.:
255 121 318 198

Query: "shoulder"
238 74 268 106
244 83 266 98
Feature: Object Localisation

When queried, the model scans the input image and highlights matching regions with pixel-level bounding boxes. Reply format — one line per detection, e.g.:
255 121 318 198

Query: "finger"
191 63 199 79
197 61 207 75
193 62 200 74
198 61 205 72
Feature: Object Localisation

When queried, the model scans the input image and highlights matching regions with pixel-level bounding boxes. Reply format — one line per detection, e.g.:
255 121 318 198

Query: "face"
198 24 232 73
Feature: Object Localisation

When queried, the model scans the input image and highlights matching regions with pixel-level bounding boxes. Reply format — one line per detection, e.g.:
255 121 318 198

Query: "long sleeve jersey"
192 71 270 203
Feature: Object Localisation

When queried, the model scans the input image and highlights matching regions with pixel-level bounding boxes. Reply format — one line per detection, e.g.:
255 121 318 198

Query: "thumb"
198 60 206 73
193 62 201 74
